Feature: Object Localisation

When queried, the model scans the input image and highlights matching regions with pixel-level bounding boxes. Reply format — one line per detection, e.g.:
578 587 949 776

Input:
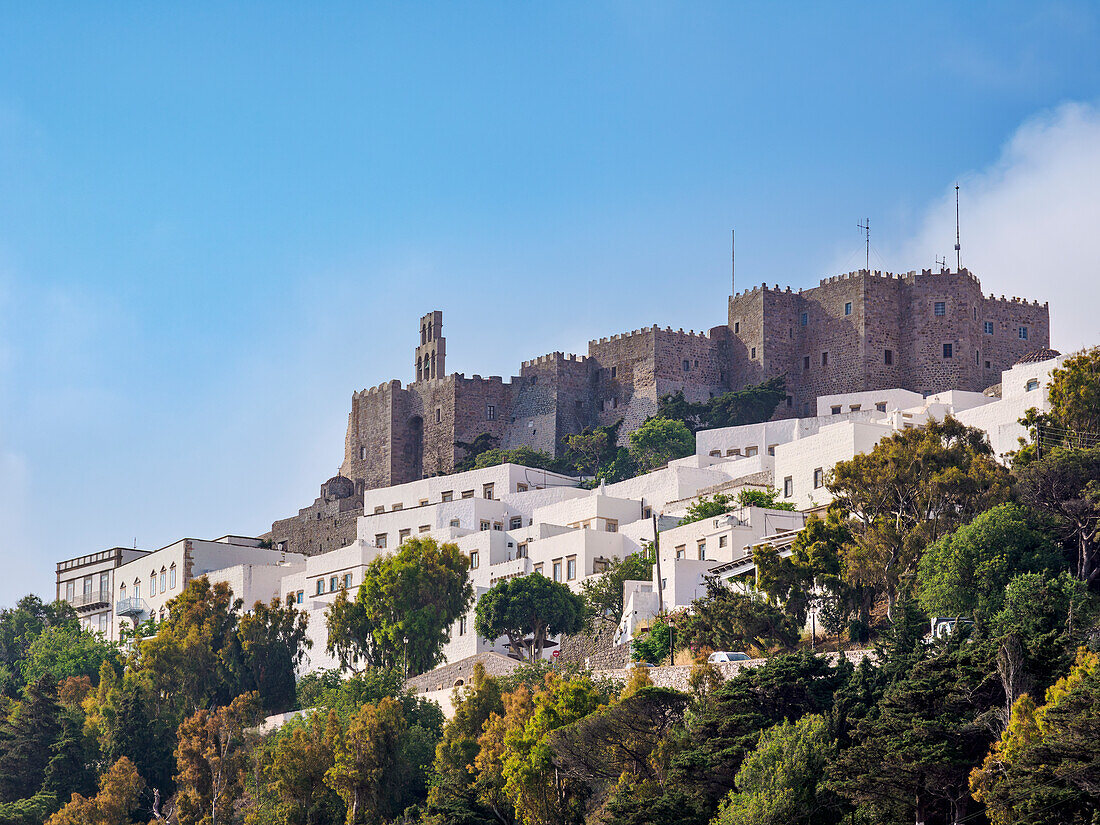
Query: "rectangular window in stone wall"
845 302 852 316
441 491 452 502
783 476 793 497
943 343 953 358
876 402 887 412
675 546 686 559
483 483 494 499
786 396 792 408
821 352 829 367
985 360 991 369
885 349 893 365
610 366 617 378
683 359 690 372
375 534 387 549
470 552 479 569
814 468 824 488
486 405 495 420
803 355 810 370
461 490 474 499
800 312 808 326
1019 326 1028 340
831 405 841 415
751 347 756 359
934 301 946 316
734 321 740 333
984 321 994 334
479 521 490 531
567 557 577 580
399 528 411 541
553 560 562 581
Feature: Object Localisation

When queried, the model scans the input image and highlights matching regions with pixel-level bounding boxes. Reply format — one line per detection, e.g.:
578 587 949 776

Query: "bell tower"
414 310 445 383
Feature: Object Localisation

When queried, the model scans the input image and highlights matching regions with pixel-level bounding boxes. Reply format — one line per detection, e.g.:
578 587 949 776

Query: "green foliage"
0 596 78 699
677 580 799 655
1017 445 1100 583
917 503 1063 621
471 446 560 472
579 554 653 625
628 418 694 472
971 649 1100 824
0 792 56 825
677 494 734 526
454 433 503 473
0 676 63 804
326 536 473 676
713 713 839 825
18 624 119 687
828 635 1000 825
474 574 585 661
656 376 787 433
669 652 851 814
1015 347 1100 465
139 578 309 716
631 617 673 665
735 487 795 511
829 416 1014 616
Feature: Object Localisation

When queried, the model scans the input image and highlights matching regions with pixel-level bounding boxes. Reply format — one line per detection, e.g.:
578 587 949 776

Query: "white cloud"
890 101 1100 353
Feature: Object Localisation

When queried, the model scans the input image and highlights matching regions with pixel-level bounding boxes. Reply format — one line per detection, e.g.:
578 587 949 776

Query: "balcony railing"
69 591 111 611
115 597 148 618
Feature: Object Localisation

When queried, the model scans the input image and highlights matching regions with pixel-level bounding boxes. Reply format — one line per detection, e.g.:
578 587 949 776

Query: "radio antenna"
954 184 961 271
857 219 870 271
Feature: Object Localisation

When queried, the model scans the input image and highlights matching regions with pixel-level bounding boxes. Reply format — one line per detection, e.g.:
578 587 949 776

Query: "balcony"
69 591 111 612
115 597 148 618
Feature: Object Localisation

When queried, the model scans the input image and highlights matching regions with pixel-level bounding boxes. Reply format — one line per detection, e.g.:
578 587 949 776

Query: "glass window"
441 491 453 502
371 534 388 549
159 569 166 592
943 343 953 358
486 404 495 420
783 476 793 497
66 581 75 601
134 581 140 599
814 468 824 488
800 312 808 326
480 521 490 531
169 565 176 589
821 351 829 367
330 576 338 592
697 542 706 561
831 405 842 415
459 615 467 636
510 517 523 530
984 321 994 334
802 355 810 370
675 546 685 560
876 402 887 412
316 580 324 595
470 551 479 569
682 359 690 372
934 301 946 316
1026 379 1039 392
516 483 527 493
844 302 852 316
884 349 893 365
1019 326 1028 340
344 573 353 589
119 583 126 600
605 519 618 533
150 573 157 596
719 535 728 547
296 591 304 604
567 558 577 580
483 483 494 499
750 347 756 359
553 561 563 581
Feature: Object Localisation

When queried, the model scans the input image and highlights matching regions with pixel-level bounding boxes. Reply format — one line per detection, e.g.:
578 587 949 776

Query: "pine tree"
0 675 63 803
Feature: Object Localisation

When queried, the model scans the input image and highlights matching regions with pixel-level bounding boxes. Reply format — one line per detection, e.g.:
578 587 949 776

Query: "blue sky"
2 2 1099 606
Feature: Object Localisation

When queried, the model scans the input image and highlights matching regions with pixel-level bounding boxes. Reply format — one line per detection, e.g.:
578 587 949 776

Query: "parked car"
707 651 750 663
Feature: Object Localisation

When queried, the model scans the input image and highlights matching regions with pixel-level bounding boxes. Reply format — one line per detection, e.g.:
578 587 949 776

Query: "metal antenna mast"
857 219 870 271
731 229 735 295
954 183 961 271
935 255 947 270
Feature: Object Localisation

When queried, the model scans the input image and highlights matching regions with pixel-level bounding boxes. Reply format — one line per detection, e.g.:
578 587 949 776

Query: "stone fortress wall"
268 267 1048 556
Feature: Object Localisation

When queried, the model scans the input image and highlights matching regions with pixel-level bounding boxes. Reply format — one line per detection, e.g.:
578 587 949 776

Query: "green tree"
917 503 1062 621
631 617 673 665
325 696 407 825
1017 446 1100 584
971 649 1100 825
656 376 787 433
0 596 78 699
828 635 999 825
238 597 311 714
471 447 559 472
41 707 96 804
474 575 585 661
735 487 795 511
677 581 799 655
454 434 501 472
829 417 1013 617
174 692 260 825
19 624 119 688
713 713 839 825
668 652 851 815
1015 347 1100 463
425 662 505 825
326 537 472 676
44 756 144 825
259 710 344 825
562 421 636 483
677 494 735 526
579 554 653 625
0 675 63 803
628 418 694 472
138 578 245 715
500 673 609 825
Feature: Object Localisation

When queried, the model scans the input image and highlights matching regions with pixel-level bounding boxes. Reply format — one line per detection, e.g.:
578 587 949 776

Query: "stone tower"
415 311 445 383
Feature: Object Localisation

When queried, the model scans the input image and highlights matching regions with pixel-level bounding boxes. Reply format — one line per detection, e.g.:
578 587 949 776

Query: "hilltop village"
56 266 1054 672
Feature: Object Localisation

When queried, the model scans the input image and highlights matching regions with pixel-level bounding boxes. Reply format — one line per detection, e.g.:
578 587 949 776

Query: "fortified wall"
267 267 1049 556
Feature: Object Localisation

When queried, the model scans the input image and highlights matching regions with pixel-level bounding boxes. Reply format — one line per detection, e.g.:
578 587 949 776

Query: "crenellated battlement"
521 351 590 368
354 379 403 399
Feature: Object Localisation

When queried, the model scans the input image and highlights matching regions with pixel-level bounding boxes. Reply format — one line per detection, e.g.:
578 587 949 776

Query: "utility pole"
652 513 664 614
857 219 870 271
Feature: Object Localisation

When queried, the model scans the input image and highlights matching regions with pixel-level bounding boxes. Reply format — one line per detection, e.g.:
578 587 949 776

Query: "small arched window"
160 567 167 592
150 572 157 596
119 583 127 600
169 564 176 589
134 579 141 599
